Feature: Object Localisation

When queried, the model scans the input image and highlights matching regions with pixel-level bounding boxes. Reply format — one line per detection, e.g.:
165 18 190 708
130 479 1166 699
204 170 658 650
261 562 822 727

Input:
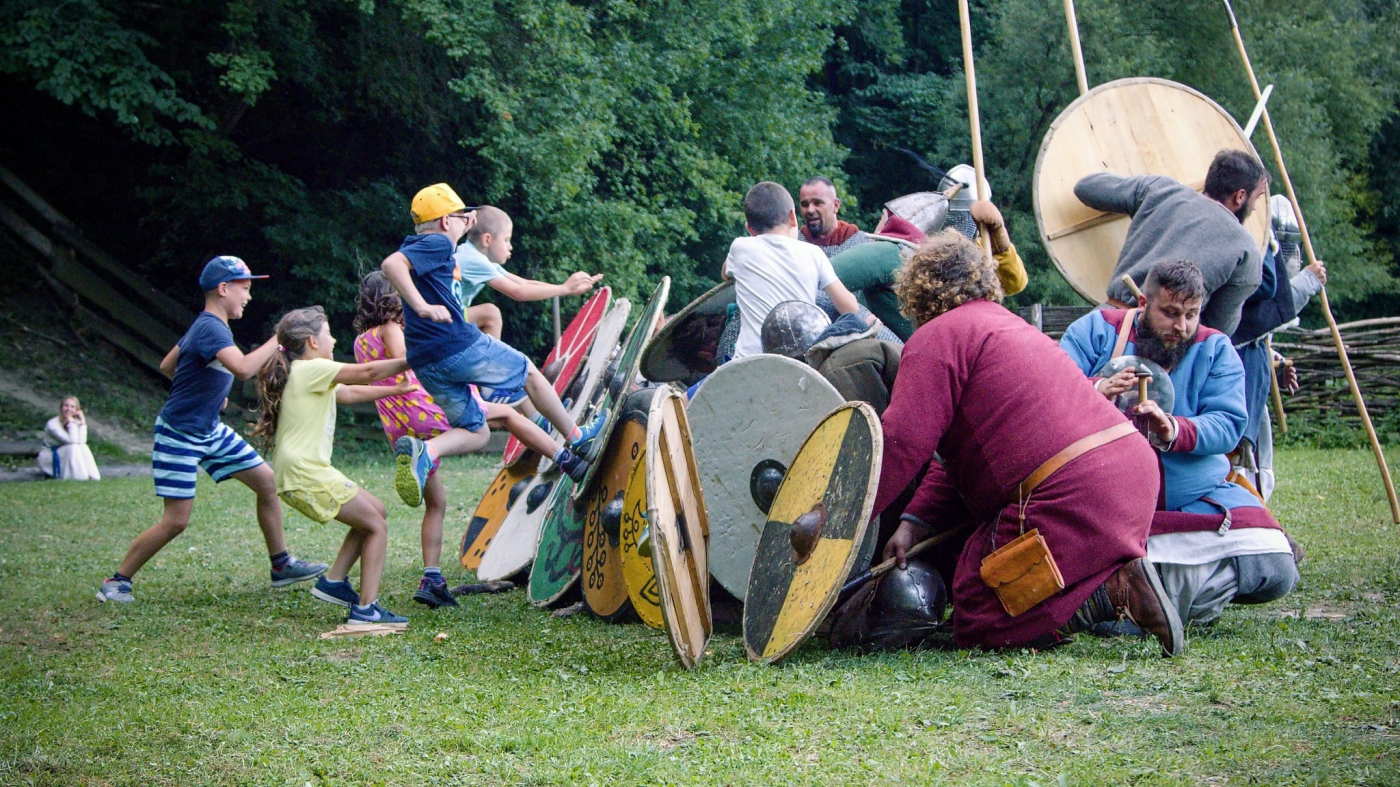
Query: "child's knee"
161 517 190 536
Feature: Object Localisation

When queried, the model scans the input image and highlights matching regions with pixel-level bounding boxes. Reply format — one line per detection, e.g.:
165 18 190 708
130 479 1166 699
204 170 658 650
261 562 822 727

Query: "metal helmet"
1270 194 1302 273
761 300 831 359
828 556 947 652
883 192 950 237
938 164 992 241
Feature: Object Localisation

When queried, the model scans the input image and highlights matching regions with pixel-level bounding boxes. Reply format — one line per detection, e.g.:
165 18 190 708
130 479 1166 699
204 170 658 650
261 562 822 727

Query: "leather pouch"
979 528 1065 618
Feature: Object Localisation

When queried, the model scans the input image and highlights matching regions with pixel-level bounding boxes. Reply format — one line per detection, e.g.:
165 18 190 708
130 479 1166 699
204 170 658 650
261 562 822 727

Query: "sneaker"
270 556 328 588
96 579 133 603
413 578 459 609
347 602 408 625
555 449 590 484
570 408 610 461
393 435 433 507
531 412 557 439
310 576 360 608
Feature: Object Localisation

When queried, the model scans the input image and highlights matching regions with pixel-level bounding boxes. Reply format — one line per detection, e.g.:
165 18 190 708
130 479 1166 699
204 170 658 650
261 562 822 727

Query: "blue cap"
199 256 268 292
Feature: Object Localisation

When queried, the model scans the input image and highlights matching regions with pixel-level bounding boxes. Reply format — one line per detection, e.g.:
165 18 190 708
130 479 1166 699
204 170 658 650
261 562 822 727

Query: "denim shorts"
414 336 529 432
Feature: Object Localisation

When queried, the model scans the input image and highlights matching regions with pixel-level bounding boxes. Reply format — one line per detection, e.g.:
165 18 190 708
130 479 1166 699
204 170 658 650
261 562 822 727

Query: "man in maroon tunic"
876 232 1184 655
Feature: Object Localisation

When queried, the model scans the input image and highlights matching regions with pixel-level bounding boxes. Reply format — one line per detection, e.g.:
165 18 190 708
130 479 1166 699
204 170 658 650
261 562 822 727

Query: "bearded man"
798 177 867 256
1060 260 1299 627
875 231 1183 656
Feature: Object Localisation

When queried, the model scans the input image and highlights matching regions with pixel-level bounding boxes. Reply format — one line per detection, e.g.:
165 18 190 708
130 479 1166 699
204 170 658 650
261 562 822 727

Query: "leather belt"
1019 421 1139 499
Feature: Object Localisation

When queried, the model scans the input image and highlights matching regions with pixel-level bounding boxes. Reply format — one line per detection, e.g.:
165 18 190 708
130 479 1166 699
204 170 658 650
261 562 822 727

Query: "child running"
254 306 413 626
379 184 608 509
98 256 326 604
352 272 570 608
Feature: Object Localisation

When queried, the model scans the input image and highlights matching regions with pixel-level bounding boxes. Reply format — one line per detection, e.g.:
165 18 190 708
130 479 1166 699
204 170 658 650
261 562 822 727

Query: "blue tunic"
1059 309 1260 514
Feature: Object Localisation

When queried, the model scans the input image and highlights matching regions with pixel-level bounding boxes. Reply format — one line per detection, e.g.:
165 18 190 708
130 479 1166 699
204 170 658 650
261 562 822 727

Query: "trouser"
1155 553 1298 625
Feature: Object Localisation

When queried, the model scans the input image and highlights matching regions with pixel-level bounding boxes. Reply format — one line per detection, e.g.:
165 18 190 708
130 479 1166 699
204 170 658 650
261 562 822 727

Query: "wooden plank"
0 203 54 259
30 262 165 374
0 441 41 456
51 248 181 350
50 224 194 328
0 167 66 226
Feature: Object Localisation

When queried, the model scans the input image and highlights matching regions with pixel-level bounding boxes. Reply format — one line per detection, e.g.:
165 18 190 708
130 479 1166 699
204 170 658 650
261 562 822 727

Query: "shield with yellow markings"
620 446 663 629
743 402 883 665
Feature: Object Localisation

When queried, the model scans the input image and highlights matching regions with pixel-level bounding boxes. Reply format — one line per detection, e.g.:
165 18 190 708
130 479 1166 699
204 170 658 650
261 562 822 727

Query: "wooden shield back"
1034 77 1269 304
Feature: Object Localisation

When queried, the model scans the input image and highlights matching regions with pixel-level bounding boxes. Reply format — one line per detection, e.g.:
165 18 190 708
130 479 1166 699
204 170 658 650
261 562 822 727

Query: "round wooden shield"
502 287 611 466
540 299 630 476
688 355 845 601
580 387 658 620
743 402 883 665
638 279 736 386
646 386 711 669
459 453 540 570
620 445 663 629
1034 78 1270 304
573 277 670 501
475 468 560 583
527 473 581 606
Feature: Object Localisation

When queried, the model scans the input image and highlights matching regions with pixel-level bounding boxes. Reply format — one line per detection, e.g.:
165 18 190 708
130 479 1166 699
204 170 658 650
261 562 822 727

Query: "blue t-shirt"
398 233 485 368
453 243 508 309
158 312 237 436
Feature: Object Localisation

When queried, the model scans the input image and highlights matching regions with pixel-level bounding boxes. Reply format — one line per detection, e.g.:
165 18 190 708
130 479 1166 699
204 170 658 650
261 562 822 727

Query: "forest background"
3 0 1398 356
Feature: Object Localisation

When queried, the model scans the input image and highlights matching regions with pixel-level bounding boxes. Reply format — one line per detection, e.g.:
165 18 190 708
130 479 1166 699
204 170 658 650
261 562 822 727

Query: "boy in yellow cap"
380 184 608 507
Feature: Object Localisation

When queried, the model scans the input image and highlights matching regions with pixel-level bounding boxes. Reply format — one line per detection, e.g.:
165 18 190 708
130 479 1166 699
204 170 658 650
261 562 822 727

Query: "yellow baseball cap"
410 183 467 224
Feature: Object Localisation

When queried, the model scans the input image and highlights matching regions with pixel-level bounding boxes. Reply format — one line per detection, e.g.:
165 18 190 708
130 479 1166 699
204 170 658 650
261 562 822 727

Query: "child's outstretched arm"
489 271 602 302
216 335 281 380
382 252 453 323
336 378 417 405
333 358 411 386
823 281 879 326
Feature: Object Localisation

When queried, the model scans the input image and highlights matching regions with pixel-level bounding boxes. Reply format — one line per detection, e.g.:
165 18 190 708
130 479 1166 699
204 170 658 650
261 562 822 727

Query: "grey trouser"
1156 553 1299 626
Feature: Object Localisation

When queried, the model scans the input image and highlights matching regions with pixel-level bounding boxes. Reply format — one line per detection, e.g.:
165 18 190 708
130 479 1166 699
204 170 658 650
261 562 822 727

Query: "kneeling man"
1060 260 1299 626
876 232 1182 656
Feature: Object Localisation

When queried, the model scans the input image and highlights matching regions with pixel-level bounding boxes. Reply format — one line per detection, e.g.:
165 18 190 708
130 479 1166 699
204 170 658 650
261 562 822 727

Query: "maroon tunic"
873 300 1160 648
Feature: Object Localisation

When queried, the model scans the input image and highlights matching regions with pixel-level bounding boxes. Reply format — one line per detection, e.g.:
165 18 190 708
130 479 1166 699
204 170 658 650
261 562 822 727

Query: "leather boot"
1103 558 1185 657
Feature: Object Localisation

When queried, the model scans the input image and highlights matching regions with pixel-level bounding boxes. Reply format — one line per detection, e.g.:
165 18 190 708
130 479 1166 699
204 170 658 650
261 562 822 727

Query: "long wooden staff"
1062 0 1090 95
1223 0 1399 523
957 0 995 265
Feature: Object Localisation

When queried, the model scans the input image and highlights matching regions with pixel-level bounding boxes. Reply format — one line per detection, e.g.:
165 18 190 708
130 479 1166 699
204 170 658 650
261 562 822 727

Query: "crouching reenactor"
869 232 1184 656
1060 260 1299 627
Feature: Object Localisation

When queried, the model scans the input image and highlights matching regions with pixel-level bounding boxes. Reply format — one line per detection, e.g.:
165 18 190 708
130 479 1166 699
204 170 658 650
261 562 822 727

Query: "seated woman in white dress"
38 396 101 480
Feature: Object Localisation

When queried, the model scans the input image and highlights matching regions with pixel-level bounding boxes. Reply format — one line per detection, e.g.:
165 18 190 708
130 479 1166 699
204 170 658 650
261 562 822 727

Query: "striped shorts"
152 417 264 499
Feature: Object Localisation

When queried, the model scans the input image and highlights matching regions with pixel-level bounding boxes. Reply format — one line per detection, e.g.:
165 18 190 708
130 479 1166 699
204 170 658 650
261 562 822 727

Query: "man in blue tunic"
1060 260 1299 626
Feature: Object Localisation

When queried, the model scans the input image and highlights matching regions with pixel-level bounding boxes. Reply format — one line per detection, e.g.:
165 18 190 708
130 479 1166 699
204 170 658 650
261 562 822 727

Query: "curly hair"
253 306 327 450
353 270 403 333
894 230 1003 327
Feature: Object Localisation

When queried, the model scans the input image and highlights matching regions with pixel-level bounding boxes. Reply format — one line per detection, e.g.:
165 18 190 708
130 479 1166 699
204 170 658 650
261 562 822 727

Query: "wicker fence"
1272 318 1400 419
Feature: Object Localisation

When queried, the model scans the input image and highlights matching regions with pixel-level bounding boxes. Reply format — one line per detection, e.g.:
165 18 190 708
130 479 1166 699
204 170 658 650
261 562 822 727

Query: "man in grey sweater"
1074 149 1270 334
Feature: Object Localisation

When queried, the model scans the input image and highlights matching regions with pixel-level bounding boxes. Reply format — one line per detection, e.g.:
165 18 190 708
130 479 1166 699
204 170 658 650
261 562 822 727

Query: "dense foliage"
2 0 1397 355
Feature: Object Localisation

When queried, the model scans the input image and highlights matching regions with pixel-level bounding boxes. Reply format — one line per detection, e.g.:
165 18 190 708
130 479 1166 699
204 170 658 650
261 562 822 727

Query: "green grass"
2 448 1398 786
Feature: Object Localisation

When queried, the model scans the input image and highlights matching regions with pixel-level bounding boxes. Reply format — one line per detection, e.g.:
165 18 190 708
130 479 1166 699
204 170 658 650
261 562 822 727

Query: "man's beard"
1135 316 1195 371
805 217 829 237
1232 202 1250 223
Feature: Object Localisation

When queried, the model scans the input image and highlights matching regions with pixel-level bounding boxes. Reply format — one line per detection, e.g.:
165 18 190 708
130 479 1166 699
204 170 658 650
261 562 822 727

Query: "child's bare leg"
467 303 503 340
326 529 366 582
427 425 491 459
486 402 558 457
116 497 195 577
335 490 389 603
421 473 447 569
525 367 578 436
230 463 287 557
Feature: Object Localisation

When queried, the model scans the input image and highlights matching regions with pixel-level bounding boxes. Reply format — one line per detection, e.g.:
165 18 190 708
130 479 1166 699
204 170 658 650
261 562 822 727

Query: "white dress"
37 417 101 480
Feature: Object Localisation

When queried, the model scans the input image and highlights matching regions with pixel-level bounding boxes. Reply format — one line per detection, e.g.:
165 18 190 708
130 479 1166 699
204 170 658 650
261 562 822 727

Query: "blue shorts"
152 417 264 499
414 335 530 432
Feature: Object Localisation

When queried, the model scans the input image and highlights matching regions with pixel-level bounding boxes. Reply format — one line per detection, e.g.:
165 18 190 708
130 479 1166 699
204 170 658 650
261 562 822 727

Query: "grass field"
1 447 1398 786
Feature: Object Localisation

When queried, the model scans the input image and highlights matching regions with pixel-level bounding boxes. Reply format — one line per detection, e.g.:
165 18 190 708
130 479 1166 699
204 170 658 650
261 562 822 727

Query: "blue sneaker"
413 578 459 608
570 408 610 461
270 556 328 588
311 576 360 608
96 579 133 603
531 412 557 439
348 602 408 625
555 449 590 484
393 435 433 507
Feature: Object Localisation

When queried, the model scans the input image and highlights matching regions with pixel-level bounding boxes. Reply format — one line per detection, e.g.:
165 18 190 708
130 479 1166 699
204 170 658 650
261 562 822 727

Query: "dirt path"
0 376 149 454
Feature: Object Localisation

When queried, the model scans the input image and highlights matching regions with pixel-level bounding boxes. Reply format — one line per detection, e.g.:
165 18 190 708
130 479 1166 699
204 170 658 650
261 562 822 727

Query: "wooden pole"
957 0 995 265
1267 335 1288 435
1223 0 1399 523
1062 0 1089 95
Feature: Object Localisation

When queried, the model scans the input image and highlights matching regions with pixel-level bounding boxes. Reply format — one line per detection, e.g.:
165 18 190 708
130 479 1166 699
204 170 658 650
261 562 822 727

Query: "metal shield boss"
1101 355 1176 415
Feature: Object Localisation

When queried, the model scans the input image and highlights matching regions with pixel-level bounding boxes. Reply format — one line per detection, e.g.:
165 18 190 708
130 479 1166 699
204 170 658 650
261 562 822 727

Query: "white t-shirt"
725 234 837 359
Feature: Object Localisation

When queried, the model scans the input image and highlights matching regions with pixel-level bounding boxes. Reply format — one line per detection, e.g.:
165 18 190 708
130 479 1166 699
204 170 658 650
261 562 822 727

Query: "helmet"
828 557 947 652
883 192 950 238
937 164 992 241
1270 194 1302 272
761 301 831 359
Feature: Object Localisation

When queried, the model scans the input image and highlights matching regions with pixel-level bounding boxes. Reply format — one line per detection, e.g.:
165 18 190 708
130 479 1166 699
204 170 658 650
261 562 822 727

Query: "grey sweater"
1075 173 1262 334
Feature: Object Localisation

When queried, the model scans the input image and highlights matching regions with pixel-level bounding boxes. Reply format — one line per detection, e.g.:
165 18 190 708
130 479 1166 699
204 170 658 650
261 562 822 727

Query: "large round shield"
647 386 711 669
579 387 658 620
620 446 663 629
1101 355 1176 414
743 402 883 665
502 288 610 467
1034 78 1270 304
638 279 736 386
459 453 540 570
688 355 845 601
572 277 670 501
527 473 581 606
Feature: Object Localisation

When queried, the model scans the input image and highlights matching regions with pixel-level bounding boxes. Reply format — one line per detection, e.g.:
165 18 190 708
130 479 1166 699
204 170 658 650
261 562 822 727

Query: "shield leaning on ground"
475 300 631 583
620 445 663 629
1034 77 1269 305
572 277 670 501
527 472 580 606
743 402 883 665
579 387 659 620
638 279 736 386
460 453 540 570
687 355 845 601
501 288 611 467
646 386 711 669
